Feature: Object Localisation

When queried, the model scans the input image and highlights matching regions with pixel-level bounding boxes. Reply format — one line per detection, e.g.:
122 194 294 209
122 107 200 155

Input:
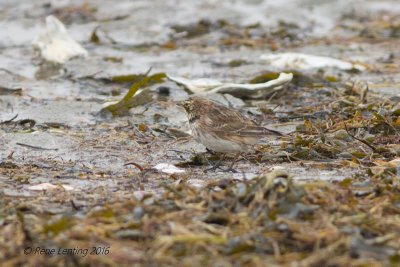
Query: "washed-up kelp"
0 86 23 96
168 72 293 99
102 73 166 116
1 168 399 266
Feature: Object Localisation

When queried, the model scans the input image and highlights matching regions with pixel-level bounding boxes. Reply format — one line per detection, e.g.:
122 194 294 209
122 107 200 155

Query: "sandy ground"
1 1 400 266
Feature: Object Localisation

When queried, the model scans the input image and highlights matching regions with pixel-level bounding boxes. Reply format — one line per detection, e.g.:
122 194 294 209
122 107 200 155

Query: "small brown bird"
178 96 282 172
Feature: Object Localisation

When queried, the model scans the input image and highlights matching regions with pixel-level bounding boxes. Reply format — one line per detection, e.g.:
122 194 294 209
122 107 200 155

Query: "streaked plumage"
178 96 282 171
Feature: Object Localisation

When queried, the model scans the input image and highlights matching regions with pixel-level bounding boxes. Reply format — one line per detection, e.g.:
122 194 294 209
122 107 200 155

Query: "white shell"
167 72 293 98
28 182 75 191
32 15 88 64
153 163 185 174
261 52 365 71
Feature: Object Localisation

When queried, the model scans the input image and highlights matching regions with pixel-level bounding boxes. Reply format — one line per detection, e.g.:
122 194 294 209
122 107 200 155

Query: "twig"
16 142 58 151
344 123 377 152
123 161 144 172
70 200 80 211
7 151 14 159
272 103 281 111
0 114 18 124
267 91 278 103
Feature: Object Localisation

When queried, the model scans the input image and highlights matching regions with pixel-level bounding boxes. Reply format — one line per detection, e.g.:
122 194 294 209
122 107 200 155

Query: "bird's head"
177 97 205 114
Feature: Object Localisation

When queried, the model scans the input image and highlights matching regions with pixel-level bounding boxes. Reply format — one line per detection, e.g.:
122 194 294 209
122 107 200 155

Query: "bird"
178 96 283 172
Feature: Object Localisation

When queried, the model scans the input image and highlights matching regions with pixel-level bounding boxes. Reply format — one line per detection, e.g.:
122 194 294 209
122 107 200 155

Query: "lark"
178 96 282 172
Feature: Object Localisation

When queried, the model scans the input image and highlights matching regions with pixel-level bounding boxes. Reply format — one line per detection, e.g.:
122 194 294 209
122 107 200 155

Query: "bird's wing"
203 104 283 138
202 103 251 128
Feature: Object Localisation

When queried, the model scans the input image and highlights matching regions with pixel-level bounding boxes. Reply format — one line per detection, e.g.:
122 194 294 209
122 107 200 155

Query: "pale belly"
191 126 248 153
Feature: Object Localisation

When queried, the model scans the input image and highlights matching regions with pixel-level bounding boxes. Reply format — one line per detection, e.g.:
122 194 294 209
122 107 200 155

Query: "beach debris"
0 86 23 96
261 52 366 71
32 15 88 64
167 72 292 98
133 190 150 201
102 73 166 116
186 179 206 188
28 183 75 191
153 163 185 174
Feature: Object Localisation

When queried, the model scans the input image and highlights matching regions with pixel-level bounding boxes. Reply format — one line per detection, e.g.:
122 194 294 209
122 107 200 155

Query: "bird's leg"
223 152 241 173
204 153 226 172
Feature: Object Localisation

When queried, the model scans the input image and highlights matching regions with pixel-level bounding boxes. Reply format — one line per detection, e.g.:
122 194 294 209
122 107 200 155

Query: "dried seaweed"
1 168 399 266
0 86 23 96
102 73 166 116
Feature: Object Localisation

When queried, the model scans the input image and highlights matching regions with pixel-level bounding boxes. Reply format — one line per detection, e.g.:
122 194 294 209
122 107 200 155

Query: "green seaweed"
103 73 166 116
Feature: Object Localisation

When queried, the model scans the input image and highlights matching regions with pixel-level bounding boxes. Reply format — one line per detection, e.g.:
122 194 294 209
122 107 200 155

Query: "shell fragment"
168 72 293 98
32 15 88 64
261 52 365 71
